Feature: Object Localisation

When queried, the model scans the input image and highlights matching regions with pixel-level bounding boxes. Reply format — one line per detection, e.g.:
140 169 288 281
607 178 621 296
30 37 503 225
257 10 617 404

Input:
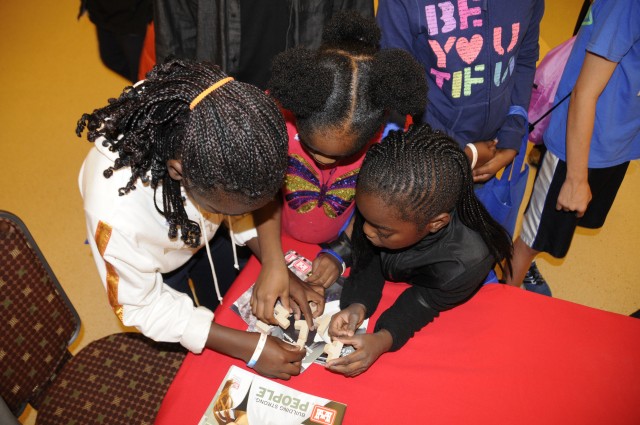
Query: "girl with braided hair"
250 11 428 329
78 59 307 379
325 124 513 377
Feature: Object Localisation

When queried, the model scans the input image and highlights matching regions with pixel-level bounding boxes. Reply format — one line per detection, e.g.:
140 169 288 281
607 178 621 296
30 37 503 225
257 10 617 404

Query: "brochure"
199 365 347 425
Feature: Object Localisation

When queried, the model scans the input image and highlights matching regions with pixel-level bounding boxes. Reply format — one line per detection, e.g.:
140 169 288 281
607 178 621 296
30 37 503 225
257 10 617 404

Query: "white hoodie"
78 139 257 353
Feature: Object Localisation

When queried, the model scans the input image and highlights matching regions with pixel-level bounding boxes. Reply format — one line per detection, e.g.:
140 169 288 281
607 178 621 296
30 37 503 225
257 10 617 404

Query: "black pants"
95 27 145 83
162 230 251 311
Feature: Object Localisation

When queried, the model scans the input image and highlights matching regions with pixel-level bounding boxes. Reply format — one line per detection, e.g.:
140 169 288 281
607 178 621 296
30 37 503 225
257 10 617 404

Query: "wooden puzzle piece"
294 320 309 348
255 320 272 334
314 314 332 343
323 340 344 361
273 304 291 329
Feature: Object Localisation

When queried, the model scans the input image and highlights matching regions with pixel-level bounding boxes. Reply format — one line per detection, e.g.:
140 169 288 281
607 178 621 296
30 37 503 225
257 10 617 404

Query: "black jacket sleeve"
339 253 385 318
373 257 490 351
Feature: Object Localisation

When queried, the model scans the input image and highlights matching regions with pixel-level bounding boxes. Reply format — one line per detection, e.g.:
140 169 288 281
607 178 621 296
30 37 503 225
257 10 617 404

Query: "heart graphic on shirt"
456 34 483 65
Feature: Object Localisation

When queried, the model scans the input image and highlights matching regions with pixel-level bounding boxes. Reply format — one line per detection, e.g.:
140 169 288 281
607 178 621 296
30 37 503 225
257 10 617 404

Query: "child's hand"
329 304 366 338
254 336 306 380
251 262 290 326
473 147 517 183
556 177 592 218
288 275 325 330
307 253 341 288
471 140 498 168
325 330 393 377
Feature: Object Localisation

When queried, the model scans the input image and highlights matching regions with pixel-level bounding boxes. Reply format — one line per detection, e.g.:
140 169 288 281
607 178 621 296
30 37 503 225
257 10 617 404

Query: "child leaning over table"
78 59 306 380
251 11 427 327
326 125 513 376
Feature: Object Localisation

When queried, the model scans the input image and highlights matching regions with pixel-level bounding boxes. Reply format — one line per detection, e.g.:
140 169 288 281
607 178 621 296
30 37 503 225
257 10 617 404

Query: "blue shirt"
544 0 640 167
377 0 544 151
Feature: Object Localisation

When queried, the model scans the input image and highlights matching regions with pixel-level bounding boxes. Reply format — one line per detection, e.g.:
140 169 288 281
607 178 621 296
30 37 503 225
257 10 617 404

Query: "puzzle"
231 251 369 371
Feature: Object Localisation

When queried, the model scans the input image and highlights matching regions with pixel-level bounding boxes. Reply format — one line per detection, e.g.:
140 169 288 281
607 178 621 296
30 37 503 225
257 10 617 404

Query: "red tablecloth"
156 237 640 424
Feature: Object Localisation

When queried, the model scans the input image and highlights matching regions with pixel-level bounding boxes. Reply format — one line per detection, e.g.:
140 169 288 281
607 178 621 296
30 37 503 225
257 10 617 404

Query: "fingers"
472 173 492 183
290 300 302 320
279 292 290 313
251 294 274 325
273 361 301 380
329 316 354 338
288 290 315 330
300 301 316 331
312 297 325 317
308 256 340 288
308 258 322 284
555 200 587 217
325 352 366 377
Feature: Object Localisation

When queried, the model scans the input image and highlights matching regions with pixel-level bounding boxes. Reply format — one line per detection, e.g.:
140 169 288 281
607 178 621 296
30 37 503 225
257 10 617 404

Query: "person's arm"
205 323 305 380
246 199 325 330
473 0 544 182
94 218 305 379
557 52 617 216
249 198 291 324
328 258 489 378
339 253 385 317
373 257 492 349
308 217 355 288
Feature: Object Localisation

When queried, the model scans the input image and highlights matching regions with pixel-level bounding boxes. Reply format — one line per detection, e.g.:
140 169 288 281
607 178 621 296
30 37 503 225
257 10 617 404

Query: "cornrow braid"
356 124 513 274
76 59 288 247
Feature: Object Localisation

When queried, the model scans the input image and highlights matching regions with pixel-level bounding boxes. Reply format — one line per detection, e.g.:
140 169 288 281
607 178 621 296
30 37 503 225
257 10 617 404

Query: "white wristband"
466 143 478 169
247 333 268 369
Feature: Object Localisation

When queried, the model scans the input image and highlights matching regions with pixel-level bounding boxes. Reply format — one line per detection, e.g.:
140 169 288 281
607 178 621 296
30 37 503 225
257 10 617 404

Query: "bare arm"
205 322 304 380
250 198 291 324
557 52 617 217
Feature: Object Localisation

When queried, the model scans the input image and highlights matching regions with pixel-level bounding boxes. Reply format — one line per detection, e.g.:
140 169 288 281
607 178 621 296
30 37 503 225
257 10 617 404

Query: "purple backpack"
528 36 576 144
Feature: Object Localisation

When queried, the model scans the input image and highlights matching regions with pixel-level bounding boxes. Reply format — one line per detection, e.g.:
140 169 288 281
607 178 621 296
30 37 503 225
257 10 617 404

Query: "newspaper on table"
231 250 367 371
199 365 347 425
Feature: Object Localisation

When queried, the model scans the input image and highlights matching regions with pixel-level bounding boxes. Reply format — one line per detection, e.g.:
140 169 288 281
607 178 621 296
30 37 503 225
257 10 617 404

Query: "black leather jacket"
153 0 374 88
341 211 494 351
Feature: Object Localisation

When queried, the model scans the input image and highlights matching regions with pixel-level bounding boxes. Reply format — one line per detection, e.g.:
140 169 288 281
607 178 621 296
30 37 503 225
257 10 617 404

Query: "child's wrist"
375 329 394 353
246 333 268 368
349 303 367 319
466 143 478 169
317 249 346 275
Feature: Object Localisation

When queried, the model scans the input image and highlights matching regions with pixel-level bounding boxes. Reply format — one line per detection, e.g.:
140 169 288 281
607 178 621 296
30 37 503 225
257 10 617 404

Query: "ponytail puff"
268 47 333 118
321 10 380 52
369 49 428 117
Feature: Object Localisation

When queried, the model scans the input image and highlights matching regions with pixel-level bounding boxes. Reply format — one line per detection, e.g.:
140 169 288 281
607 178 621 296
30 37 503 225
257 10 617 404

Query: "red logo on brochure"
310 405 337 425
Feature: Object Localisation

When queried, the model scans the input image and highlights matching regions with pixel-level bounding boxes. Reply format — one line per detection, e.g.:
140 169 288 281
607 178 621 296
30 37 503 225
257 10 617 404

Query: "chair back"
0 211 80 415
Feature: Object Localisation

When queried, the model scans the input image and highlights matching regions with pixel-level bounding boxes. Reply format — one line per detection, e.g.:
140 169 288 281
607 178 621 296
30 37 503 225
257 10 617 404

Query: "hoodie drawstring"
227 218 240 271
198 212 223 304
197 210 243 305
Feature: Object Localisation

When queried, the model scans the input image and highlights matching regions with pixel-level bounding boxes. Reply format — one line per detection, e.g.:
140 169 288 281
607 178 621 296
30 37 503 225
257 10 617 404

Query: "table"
156 236 640 424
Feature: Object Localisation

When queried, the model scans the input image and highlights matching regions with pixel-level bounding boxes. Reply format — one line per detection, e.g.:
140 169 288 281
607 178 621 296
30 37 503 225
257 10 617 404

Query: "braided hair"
354 124 513 274
76 59 288 248
268 11 427 156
